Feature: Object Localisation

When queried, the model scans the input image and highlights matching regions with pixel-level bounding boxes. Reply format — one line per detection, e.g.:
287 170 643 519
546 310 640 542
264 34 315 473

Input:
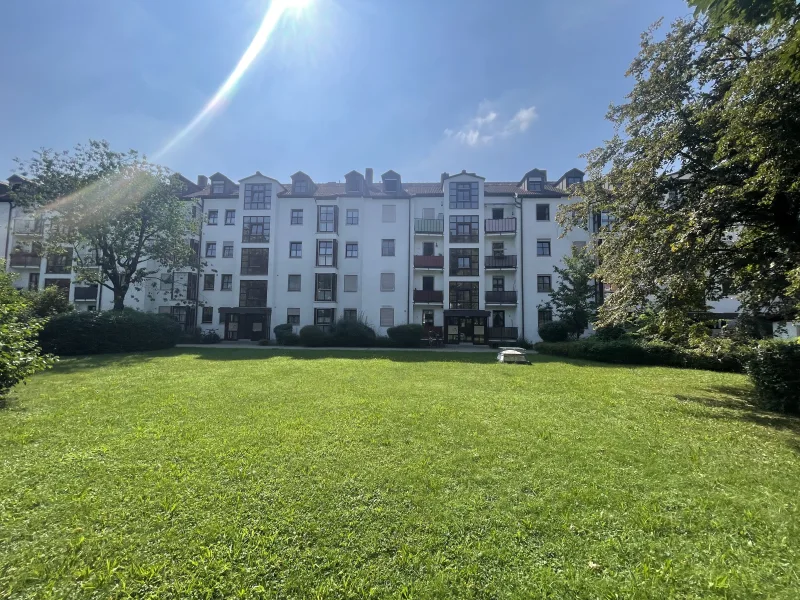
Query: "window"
381 239 395 256
207 210 218 225
160 273 173 290
492 207 504 220
345 242 358 258
204 274 215 290
343 309 358 321
315 273 336 301
318 205 337 232
244 183 271 210
346 209 359 225
492 276 505 292
528 177 543 192
211 180 224 194
422 207 435 220
537 275 552 293
343 275 358 292
202 306 213 323
46 249 72 273
538 308 553 326
240 248 269 275
449 281 479 309
221 274 232 291
225 210 235 225
422 242 434 256
290 242 302 258
288 274 301 292
422 276 434 291
449 215 479 243
316 240 336 267
380 308 394 328
384 179 398 193
382 205 396 223
493 310 505 328
314 308 335 332
492 242 505 258
242 216 269 243
536 204 550 221
290 209 303 225
572 241 587 251
287 308 300 325
537 239 551 256
205 242 216 258
239 280 267 307
222 242 234 258
293 179 308 194
422 310 434 327
28 273 39 290
450 181 479 209
380 272 395 292
566 176 581 186
449 248 479 276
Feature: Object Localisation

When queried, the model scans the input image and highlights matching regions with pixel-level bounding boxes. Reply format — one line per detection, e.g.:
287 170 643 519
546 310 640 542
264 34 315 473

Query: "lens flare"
154 0 311 159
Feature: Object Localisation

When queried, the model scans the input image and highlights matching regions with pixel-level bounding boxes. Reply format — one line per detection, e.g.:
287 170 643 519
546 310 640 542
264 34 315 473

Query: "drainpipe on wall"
514 193 524 341
194 197 204 331
3 202 13 264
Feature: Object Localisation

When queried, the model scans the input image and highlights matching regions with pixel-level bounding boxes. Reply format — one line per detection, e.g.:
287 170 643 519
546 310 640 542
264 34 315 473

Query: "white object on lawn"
497 348 529 364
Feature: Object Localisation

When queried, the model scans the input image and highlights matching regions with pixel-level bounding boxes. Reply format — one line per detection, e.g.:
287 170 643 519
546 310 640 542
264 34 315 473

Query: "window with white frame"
343 275 358 292
225 210 235 225
293 179 308 194
211 180 225 195
380 307 394 327
207 210 218 225
346 209 359 225
290 241 302 258
450 181 479 209
288 274 301 292
380 272 395 292
343 309 358 321
222 242 234 258
382 204 396 223
536 203 550 221
316 240 336 267
205 242 216 258
244 183 271 210
290 209 303 225
345 242 358 258
528 177 543 192
318 205 337 232
381 239 395 256
537 239 551 256
287 308 300 325
221 274 232 291
422 207 435 220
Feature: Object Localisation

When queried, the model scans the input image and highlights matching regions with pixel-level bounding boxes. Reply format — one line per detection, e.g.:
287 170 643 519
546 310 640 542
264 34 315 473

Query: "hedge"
299 325 329 347
387 324 424 348
329 317 376 347
39 310 182 355
746 340 800 414
538 320 571 343
273 323 294 344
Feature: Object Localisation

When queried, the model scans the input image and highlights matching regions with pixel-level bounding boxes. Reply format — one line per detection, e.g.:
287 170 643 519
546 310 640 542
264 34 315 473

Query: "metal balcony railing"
484 255 518 269
74 286 98 301
486 327 519 341
413 289 444 304
414 255 444 269
13 219 43 235
414 218 444 234
484 218 517 234
9 252 41 268
485 291 518 304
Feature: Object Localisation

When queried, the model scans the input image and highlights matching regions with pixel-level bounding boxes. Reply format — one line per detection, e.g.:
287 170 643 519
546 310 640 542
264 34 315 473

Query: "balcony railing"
74 286 98 301
485 291 518 304
414 218 444 234
414 255 444 269
484 218 517 234
45 262 72 274
484 255 518 269
9 252 41 268
449 233 479 243
486 327 519 341
413 289 444 304
13 219 43 235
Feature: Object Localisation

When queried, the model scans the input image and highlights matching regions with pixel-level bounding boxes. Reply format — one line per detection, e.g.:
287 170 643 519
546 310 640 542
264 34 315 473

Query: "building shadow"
36 351 165 375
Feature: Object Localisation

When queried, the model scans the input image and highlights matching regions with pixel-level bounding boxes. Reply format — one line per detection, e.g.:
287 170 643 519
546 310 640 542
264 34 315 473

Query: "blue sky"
1 0 691 184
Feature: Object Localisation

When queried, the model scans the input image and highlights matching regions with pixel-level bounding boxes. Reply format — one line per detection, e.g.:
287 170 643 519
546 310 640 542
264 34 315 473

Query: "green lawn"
1 349 799 599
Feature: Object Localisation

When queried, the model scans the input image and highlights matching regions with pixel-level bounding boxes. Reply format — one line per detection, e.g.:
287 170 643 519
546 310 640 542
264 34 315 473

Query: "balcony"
45 263 71 274
13 219 43 236
484 255 518 270
413 289 444 304
486 327 519 342
485 291 518 305
484 218 517 235
9 252 41 268
414 255 444 270
414 218 444 235
74 286 98 301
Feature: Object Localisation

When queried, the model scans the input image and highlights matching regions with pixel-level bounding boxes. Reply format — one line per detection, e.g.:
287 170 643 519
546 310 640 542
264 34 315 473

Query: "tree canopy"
563 15 800 328
546 247 597 340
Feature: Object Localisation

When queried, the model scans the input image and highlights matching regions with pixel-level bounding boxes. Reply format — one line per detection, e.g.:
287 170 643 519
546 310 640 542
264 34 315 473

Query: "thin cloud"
444 103 538 147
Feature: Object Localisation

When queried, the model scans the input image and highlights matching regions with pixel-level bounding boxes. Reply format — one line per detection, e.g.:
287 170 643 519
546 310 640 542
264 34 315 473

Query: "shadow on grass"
37 350 168 375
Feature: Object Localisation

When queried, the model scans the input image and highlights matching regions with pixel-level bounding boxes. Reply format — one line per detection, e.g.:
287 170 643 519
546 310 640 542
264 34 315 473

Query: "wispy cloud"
444 101 538 147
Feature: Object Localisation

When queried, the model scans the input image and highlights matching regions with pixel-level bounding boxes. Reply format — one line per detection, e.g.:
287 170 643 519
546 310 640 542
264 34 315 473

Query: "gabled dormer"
556 168 584 190
209 172 235 196
344 170 364 194
290 171 315 196
381 170 402 194
174 173 201 196
520 169 547 193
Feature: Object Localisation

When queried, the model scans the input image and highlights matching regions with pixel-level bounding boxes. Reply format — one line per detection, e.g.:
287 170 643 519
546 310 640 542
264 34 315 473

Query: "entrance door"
458 317 474 343
244 314 266 341
422 242 434 256
225 314 239 340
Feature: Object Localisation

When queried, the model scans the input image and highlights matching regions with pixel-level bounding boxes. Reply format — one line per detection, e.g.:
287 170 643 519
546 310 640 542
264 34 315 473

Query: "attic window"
294 179 308 194
383 179 398 193
566 176 581 186
528 177 543 192
346 177 361 193
211 180 224 195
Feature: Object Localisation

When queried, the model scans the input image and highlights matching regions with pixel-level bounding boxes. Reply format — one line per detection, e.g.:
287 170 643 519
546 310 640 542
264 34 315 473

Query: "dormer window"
384 179 398 193
211 180 224 195
566 176 581 186
528 177 543 192
346 177 361 193
293 179 308 194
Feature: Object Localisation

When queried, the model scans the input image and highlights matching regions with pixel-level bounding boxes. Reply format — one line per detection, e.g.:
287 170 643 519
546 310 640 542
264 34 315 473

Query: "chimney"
365 168 373 185
440 172 450 183
197 175 208 188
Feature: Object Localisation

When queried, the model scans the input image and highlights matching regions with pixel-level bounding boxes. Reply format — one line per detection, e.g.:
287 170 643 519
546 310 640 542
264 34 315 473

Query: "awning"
444 309 491 318
218 307 272 315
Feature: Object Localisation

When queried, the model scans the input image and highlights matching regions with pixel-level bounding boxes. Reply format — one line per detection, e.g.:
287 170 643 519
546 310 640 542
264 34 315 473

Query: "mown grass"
1 348 799 599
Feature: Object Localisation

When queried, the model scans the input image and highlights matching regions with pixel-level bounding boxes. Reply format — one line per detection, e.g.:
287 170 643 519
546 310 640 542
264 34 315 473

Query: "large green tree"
13 141 199 310
546 247 598 340
563 15 800 329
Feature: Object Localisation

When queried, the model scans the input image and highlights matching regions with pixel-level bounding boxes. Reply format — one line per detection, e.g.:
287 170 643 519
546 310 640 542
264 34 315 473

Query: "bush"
282 332 300 346
299 325 330 347
39 310 182 355
329 317 376 347
374 335 395 348
746 340 800 414
201 329 221 344
516 338 535 350
23 285 74 318
592 324 626 341
273 323 294 344
387 324 424 348
1 306 55 402
538 320 571 343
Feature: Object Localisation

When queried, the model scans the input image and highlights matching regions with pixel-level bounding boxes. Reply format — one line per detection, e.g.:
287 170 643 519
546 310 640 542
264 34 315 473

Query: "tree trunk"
113 287 128 311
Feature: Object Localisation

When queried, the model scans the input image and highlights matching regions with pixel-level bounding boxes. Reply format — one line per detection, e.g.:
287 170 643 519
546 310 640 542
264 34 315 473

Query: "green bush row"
282 322 425 348
746 340 800 414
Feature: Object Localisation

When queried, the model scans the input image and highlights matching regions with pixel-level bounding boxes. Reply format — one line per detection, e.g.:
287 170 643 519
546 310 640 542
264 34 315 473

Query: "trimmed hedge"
746 340 800 414
39 310 182 356
273 323 294 345
592 324 626 341
299 325 329 347
538 320 571 343
329 317 377 347
534 338 746 373
387 324 424 348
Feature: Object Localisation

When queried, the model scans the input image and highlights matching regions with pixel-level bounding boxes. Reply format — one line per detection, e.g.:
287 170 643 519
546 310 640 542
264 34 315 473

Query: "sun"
281 0 313 13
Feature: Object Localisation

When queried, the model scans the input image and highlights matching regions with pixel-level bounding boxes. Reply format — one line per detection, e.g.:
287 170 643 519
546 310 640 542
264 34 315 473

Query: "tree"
0 262 54 403
546 246 598 340
562 16 800 330
12 141 199 310
23 285 74 318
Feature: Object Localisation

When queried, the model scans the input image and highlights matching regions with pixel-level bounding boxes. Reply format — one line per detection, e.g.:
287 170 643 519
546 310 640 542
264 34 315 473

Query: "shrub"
592 324 626 341
23 285 74 318
180 326 203 344
374 335 394 348
201 329 221 344
282 332 300 346
516 338 535 350
538 320 571 343
39 310 182 356
746 340 800 414
387 324 424 348
0 303 55 402
273 323 294 344
329 317 376 347
299 325 329 347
